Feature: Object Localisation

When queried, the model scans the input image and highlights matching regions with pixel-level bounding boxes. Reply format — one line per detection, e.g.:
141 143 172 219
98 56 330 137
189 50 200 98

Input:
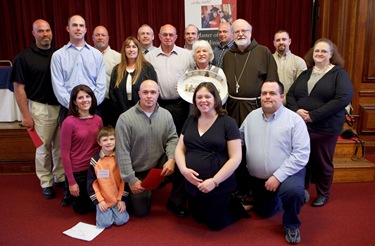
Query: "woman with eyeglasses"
287 38 354 207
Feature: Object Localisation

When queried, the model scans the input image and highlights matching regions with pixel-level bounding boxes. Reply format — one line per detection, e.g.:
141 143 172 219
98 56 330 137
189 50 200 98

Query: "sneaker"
284 227 301 244
304 190 310 204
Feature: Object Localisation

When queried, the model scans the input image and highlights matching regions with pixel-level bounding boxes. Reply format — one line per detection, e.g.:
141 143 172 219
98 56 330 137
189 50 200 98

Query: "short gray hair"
231 19 252 33
192 40 214 62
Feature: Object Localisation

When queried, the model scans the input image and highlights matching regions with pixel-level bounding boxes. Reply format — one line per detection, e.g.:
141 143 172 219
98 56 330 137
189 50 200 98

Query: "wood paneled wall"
0 127 35 173
315 0 375 134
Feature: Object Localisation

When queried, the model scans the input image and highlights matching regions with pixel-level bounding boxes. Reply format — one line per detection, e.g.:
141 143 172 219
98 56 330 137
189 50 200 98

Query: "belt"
229 95 260 101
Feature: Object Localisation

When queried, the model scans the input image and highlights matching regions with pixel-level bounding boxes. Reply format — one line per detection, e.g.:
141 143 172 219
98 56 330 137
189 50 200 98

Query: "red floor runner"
1 174 375 245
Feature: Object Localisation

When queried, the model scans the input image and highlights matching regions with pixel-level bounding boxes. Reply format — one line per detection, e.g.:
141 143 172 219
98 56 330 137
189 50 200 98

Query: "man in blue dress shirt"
50 14 106 206
51 15 106 124
240 81 310 244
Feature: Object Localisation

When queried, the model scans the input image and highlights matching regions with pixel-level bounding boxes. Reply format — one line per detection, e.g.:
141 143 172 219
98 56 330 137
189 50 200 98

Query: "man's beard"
95 42 106 49
234 39 249 47
40 38 51 47
277 45 285 53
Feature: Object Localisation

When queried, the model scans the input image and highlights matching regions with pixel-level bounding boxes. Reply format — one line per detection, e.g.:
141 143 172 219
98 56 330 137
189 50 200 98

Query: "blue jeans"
96 204 129 228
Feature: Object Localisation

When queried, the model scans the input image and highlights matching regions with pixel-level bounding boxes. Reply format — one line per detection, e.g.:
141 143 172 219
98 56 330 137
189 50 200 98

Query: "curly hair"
304 38 344 67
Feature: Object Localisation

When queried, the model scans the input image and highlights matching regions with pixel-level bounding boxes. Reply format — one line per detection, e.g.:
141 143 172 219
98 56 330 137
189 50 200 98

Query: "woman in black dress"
175 82 248 230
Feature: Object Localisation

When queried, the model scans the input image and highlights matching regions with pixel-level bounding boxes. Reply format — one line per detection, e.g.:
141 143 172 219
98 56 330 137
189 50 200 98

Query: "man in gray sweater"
115 80 187 217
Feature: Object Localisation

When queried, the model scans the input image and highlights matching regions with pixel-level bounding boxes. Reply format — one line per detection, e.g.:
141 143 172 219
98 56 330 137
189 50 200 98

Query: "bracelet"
212 178 218 187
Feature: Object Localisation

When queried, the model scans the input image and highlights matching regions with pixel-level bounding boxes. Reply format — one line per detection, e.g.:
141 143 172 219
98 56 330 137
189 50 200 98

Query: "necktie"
144 49 149 54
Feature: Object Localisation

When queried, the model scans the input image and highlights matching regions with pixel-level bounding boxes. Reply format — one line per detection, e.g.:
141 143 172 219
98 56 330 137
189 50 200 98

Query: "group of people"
10 14 354 244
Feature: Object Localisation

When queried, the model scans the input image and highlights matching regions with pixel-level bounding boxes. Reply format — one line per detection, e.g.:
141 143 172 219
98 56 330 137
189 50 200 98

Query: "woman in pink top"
61 85 103 214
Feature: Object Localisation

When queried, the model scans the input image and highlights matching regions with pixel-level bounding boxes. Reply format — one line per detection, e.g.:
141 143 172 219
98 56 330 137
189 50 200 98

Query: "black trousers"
158 98 189 136
306 131 339 198
64 170 95 214
126 154 186 217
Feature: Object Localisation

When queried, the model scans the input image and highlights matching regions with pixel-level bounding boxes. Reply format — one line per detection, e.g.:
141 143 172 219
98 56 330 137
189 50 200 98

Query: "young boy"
87 126 129 228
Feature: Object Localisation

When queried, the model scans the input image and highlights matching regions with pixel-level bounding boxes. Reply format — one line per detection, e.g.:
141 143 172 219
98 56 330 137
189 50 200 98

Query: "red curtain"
0 0 312 61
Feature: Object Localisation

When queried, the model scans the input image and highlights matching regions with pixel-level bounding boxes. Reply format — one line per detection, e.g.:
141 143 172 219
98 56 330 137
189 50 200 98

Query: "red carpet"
365 155 375 163
0 174 375 245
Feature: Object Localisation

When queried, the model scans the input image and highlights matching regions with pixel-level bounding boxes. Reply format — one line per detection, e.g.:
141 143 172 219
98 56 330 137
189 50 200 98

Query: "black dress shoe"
166 200 189 217
42 187 55 199
60 195 72 207
312 195 328 207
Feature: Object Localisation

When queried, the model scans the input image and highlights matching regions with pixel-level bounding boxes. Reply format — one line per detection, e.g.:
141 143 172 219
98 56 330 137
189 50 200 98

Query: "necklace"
312 63 333 76
234 52 251 93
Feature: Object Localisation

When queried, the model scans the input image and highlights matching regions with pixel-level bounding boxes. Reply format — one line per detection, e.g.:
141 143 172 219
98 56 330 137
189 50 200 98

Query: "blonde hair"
115 36 152 88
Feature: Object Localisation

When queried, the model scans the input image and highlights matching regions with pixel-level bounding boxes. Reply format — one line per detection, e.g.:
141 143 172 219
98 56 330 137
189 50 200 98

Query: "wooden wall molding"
363 0 375 82
358 104 375 134
0 128 35 173
359 90 375 97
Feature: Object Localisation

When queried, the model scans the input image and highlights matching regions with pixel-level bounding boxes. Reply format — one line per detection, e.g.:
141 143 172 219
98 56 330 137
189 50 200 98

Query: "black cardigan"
109 63 158 119
286 65 354 135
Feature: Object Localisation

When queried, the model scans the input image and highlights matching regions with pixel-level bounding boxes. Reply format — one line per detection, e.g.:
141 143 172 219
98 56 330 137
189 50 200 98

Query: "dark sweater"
286 65 354 135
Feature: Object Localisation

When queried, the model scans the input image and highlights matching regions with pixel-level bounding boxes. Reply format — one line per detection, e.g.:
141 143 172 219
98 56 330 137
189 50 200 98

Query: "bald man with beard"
222 19 279 127
11 19 64 199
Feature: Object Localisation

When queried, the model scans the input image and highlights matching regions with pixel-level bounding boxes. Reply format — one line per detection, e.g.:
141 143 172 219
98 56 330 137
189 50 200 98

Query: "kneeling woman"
175 82 248 230
61 85 103 214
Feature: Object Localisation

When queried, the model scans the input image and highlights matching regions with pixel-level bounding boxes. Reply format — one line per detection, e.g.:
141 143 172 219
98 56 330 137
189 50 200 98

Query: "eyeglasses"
161 33 175 37
234 29 251 35
314 49 330 54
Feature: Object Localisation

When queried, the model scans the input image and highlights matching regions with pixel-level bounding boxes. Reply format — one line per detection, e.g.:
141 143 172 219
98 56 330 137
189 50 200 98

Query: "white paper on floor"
63 222 104 241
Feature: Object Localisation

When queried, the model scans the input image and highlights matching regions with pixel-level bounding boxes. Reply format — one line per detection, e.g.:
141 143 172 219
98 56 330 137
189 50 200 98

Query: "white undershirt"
126 68 134 100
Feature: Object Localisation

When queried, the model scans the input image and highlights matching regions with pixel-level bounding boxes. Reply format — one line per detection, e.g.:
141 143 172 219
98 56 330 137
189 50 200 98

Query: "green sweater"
115 102 178 185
